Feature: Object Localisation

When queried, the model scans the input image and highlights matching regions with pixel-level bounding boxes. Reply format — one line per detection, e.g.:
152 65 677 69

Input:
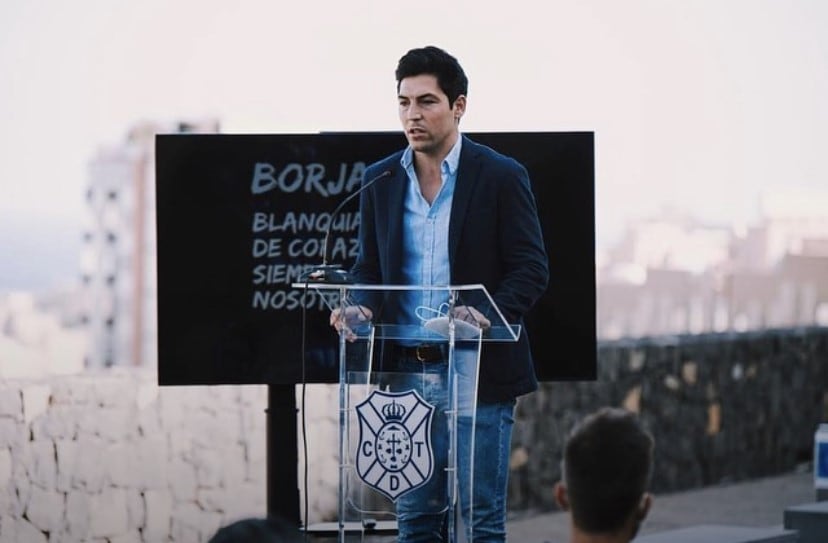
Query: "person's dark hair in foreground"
207 516 302 543
555 407 655 543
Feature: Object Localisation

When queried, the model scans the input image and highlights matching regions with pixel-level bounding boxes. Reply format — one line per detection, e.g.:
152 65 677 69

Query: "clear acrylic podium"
292 283 520 542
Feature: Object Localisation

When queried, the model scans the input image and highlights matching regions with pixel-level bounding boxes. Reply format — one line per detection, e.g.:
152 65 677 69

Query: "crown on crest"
382 400 406 421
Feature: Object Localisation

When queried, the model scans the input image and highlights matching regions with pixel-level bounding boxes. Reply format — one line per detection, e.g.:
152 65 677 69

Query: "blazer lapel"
384 164 408 282
449 137 482 268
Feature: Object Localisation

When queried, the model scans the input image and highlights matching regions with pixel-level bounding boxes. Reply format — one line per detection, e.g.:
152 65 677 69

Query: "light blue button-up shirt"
399 135 462 325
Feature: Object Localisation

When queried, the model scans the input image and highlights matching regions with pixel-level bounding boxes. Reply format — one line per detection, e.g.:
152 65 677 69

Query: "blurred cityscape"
597 192 828 339
1 121 827 378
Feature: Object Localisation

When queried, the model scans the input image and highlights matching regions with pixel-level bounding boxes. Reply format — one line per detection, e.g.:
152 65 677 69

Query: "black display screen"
155 132 595 385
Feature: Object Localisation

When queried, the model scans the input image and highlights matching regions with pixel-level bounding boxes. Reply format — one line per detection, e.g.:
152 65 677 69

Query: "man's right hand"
329 305 374 342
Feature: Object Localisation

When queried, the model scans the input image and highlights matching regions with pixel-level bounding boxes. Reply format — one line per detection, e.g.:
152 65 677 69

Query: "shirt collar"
401 132 463 175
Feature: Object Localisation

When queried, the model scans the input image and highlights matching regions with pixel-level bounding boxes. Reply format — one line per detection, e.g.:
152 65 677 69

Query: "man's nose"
405 104 422 119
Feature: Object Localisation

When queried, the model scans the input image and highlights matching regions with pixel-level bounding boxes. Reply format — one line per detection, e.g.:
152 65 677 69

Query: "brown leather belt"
394 344 445 363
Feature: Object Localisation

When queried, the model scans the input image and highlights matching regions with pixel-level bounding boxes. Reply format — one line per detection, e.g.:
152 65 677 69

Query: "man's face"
398 74 465 157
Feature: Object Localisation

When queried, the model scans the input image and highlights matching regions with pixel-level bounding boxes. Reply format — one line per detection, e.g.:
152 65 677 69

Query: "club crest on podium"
355 389 435 501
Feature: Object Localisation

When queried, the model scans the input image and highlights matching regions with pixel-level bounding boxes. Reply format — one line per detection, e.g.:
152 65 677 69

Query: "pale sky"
1 0 827 288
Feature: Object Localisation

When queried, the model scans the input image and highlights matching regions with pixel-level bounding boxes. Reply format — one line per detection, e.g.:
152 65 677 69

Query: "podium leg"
266 384 301 526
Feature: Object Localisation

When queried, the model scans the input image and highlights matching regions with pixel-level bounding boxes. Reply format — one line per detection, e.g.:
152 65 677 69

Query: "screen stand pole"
266 384 301 526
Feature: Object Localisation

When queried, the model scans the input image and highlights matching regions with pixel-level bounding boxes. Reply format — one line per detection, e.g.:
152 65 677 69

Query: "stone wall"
509 326 828 511
0 370 269 542
1 327 826 541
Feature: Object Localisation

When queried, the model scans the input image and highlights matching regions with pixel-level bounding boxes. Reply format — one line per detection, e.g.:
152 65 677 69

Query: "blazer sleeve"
490 160 550 323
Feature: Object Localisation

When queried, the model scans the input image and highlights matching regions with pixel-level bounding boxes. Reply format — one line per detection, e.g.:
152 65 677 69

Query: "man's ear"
637 492 653 521
554 481 570 511
452 95 466 121
628 492 653 540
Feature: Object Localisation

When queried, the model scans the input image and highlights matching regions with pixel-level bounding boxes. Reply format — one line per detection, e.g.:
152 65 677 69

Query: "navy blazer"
350 136 550 403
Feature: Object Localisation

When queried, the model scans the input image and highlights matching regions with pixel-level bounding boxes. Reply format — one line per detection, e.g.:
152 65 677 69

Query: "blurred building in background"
63 137 828 363
597 188 828 339
0 289 86 378
3 120 826 373
79 119 219 367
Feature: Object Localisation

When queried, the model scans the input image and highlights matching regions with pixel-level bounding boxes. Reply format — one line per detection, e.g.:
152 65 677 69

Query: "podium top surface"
292 282 521 342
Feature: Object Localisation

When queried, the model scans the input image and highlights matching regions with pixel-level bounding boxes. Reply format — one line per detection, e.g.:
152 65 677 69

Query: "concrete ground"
507 468 816 542
309 468 818 541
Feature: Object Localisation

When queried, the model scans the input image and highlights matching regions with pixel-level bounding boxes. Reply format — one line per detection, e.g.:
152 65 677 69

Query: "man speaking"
332 45 549 542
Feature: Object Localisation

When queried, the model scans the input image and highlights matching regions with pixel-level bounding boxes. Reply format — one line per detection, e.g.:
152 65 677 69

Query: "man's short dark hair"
396 46 468 105
562 407 654 533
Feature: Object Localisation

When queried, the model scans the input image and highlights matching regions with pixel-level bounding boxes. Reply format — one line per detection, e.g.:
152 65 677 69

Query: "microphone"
300 169 392 284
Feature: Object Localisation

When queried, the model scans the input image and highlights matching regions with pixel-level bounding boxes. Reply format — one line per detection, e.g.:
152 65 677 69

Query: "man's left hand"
451 305 491 330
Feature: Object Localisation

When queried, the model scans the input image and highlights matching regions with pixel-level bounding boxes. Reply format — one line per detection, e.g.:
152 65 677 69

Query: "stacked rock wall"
0 371 268 542
1 327 826 540
509 327 828 511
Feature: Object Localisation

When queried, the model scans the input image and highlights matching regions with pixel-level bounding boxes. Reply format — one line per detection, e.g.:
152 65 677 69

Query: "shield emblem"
355 389 435 501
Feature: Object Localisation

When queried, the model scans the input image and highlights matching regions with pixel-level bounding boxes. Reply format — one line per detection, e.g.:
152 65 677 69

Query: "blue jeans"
392 356 515 542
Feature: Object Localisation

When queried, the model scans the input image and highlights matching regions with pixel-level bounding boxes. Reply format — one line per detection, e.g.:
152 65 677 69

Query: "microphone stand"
300 170 391 284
